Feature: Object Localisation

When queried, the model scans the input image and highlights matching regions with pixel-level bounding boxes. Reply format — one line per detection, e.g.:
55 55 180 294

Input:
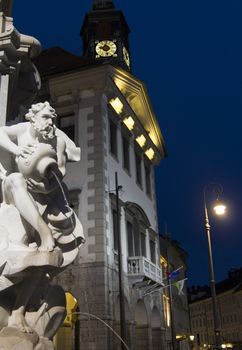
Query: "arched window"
124 202 153 260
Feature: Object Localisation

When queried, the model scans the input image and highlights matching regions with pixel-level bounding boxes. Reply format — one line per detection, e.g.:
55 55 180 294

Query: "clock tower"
81 0 131 71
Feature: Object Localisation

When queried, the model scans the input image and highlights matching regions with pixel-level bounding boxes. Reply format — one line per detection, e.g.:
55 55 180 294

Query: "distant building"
160 235 191 350
189 268 242 349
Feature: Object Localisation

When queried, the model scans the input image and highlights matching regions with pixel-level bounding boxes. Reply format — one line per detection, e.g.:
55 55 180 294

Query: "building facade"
189 268 242 350
160 235 191 350
33 1 169 349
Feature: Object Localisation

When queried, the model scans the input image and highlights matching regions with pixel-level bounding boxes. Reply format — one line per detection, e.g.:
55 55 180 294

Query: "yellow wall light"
136 134 146 147
109 97 123 114
145 147 155 160
123 116 135 130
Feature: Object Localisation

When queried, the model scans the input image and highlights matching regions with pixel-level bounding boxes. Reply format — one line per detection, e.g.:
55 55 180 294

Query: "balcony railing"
127 256 163 285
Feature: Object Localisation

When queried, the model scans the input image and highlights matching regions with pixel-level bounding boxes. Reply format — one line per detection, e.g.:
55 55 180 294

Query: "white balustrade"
127 256 163 284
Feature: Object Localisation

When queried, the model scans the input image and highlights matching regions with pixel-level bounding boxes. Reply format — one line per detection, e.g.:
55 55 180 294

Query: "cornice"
48 64 167 161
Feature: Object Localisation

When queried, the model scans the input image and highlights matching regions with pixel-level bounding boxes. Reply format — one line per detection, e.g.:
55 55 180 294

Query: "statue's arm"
0 125 20 155
56 137 67 178
0 124 34 158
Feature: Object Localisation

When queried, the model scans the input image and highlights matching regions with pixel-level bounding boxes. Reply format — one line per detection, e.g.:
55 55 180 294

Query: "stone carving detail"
0 0 42 124
0 101 85 349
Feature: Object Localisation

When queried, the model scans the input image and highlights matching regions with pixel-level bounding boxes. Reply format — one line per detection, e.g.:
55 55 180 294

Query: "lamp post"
203 184 226 349
189 335 195 350
115 172 127 350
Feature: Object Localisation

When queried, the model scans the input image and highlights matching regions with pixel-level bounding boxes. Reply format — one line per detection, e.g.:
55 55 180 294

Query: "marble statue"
0 101 85 349
0 0 13 16
0 0 42 124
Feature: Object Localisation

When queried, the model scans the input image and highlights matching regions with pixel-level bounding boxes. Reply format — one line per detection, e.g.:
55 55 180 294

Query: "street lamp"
189 335 195 350
203 184 227 349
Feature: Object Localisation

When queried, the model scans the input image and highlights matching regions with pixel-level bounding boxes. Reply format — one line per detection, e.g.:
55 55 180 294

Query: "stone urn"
16 143 57 181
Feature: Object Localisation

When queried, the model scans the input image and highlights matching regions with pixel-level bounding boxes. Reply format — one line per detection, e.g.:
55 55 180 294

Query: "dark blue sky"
13 1 242 285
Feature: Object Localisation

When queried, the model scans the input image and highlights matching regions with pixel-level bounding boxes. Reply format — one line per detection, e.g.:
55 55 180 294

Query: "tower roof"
92 0 115 10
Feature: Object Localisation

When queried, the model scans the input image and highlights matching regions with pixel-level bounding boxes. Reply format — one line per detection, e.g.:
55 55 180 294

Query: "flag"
167 266 183 280
173 278 187 295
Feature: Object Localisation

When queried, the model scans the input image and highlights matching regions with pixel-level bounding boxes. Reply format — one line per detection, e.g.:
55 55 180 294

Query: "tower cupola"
80 0 131 71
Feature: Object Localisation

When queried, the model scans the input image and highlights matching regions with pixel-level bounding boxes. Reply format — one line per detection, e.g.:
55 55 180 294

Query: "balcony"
127 256 163 285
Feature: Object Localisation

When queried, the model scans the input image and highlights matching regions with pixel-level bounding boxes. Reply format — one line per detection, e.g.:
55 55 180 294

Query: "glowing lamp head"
213 200 226 216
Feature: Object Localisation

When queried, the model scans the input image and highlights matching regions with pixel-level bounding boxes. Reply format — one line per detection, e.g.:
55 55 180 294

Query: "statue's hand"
15 145 36 159
27 178 49 193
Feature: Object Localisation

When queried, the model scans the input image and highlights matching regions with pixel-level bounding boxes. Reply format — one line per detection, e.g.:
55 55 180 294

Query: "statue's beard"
34 124 56 140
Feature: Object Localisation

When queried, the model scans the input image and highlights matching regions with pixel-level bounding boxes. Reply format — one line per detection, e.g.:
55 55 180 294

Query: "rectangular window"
122 134 130 172
127 218 147 258
150 239 156 264
145 163 151 196
141 232 146 257
135 151 142 187
133 221 140 256
109 119 118 157
59 113 75 141
68 189 81 215
127 221 134 256
112 209 118 251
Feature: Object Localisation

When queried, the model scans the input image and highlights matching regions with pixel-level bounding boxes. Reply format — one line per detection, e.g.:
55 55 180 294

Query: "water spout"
50 168 75 232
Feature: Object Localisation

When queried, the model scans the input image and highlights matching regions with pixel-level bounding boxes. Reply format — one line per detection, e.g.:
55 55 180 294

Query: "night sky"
13 0 242 286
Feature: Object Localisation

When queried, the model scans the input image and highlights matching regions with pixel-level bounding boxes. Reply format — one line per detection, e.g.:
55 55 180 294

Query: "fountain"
0 101 85 349
0 3 84 348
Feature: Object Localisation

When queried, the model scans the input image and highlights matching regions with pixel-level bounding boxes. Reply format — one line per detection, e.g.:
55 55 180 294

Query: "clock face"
123 46 130 68
95 40 117 57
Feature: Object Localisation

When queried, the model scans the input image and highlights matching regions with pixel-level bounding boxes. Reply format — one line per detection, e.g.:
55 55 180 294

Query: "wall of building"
189 285 242 349
46 65 166 350
160 236 191 350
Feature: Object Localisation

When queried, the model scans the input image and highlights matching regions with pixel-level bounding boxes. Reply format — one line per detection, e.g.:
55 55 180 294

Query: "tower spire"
92 0 115 10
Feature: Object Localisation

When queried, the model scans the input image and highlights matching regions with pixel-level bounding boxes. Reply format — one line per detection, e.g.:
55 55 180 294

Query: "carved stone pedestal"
0 327 54 350
0 327 38 350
